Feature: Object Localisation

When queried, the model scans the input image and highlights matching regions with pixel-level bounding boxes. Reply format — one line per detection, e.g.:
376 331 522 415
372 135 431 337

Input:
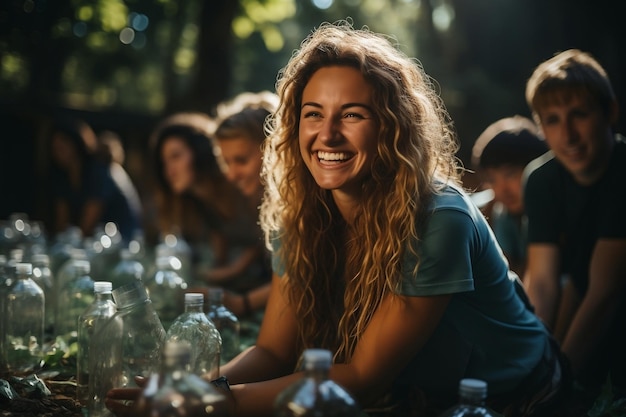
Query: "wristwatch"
211 376 231 391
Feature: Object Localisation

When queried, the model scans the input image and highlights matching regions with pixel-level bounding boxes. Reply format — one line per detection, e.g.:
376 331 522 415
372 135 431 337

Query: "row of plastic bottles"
0 228 213 335
81 280 240 417
125 347 498 417
1 261 493 417
0 259 241 378
1 214 494 416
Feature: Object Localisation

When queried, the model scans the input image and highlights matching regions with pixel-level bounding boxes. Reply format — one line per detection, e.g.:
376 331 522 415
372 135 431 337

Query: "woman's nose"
318 117 341 143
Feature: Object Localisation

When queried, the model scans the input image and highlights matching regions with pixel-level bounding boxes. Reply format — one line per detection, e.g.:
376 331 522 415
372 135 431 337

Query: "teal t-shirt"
397 184 547 400
271 184 548 401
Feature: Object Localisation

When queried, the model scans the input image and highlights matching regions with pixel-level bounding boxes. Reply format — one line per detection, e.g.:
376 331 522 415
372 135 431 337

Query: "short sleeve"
399 208 476 296
270 233 286 277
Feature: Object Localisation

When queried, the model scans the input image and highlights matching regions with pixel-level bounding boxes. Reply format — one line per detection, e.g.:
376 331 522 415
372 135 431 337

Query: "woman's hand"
104 376 148 417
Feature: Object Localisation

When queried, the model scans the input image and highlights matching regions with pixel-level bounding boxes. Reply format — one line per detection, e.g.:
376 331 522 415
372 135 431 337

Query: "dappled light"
311 0 334 10
432 1 454 32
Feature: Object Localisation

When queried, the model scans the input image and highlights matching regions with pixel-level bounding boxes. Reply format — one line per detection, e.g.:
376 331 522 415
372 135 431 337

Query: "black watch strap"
211 376 231 391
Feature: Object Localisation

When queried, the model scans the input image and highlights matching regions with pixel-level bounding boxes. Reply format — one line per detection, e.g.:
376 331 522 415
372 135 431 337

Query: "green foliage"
233 0 297 52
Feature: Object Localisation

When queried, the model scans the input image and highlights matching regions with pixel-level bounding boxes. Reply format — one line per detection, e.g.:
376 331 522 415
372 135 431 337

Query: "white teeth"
318 151 349 161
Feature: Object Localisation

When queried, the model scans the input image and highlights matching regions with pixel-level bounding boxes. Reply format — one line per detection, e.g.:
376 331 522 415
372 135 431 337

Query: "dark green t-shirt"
271 184 548 401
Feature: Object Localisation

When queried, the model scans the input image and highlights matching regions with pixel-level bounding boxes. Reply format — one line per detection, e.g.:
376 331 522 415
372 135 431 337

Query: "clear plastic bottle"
108 248 145 290
7 247 24 269
31 253 55 332
77 281 117 407
128 230 150 272
145 254 188 330
166 293 221 379
274 348 360 417
3 262 45 374
156 231 192 282
136 340 229 417
89 222 124 282
207 287 240 363
56 259 95 337
91 279 166 401
54 248 89 331
438 379 497 417
47 226 83 277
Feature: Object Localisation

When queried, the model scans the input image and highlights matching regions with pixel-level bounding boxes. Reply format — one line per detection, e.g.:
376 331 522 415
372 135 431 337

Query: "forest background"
0 0 623 236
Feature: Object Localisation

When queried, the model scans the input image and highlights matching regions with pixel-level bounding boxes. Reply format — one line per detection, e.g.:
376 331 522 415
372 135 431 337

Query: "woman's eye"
343 112 368 122
303 111 321 119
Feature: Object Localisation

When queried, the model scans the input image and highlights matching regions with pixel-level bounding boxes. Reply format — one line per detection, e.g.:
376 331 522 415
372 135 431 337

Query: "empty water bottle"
31 253 55 332
3 262 45 374
77 281 117 407
156 231 192 282
89 280 166 417
274 348 360 417
438 379 497 417
166 293 221 379
145 254 188 330
135 340 229 417
56 259 95 337
108 248 145 290
207 287 240 363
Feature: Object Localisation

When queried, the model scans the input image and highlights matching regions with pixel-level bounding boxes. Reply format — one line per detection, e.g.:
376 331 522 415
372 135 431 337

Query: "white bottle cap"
459 378 487 398
16 262 33 275
31 253 50 265
94 281 113 294
10 248 24 261
156 256 169 269
74 259 91 274
185 292 204 304
302 348 332 370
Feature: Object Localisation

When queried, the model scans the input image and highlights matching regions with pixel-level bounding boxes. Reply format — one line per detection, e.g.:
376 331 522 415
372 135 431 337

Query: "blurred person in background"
524 49 626 401
471 115 548 277
47 115 142 242
211 91 278 317
150 112 263 297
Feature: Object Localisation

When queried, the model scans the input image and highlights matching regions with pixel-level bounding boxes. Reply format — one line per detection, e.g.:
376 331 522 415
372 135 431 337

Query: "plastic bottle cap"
70 248 88 259
74 259 91 274
156 255 175 269
185 292 204 303
302 349 332 370
459 378 487 397
94 281 113 294
31 253 50 264
156 245 174 258
15 262 32 275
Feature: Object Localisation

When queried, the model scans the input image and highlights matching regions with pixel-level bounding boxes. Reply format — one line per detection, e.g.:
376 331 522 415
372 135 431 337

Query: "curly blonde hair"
260 21 461 362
